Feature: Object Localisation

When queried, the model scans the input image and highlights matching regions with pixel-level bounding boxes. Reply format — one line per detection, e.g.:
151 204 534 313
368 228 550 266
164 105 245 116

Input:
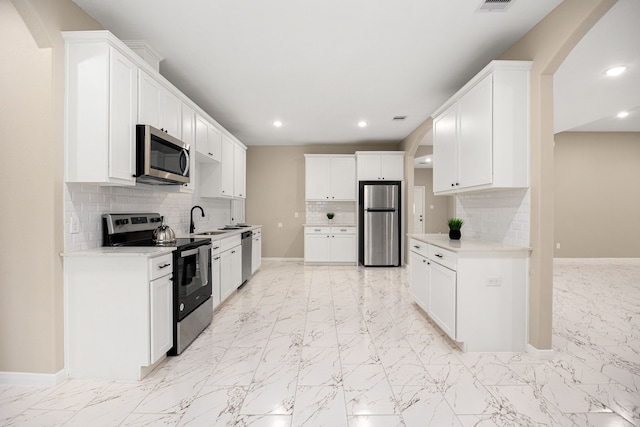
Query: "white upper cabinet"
195 114 221 162
234 143 246 199
432 60 532 195
305 155 356 201
199 133 246 199
220 134 234 198
64 33 138 186
355 152 404 181
138 69 181 138
65 30 247 191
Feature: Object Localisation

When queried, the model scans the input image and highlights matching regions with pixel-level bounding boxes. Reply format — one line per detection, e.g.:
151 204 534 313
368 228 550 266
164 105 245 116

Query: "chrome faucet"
190 205 205 234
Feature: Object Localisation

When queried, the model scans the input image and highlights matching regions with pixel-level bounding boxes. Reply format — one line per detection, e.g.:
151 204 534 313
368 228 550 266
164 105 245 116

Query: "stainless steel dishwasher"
240 230 252 286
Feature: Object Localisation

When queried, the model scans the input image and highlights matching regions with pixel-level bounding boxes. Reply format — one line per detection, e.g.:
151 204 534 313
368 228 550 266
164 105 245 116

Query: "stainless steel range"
102 213 212 355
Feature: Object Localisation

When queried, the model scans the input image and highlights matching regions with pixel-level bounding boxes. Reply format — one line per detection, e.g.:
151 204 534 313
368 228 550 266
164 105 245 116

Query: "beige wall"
498 0 616 350
554 132 640 257
413 146 452 233
246 143 397 258
0 0 101 374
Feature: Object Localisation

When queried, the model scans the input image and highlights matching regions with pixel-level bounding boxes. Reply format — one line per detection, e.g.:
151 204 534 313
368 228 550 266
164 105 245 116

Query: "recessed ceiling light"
358 121 368 128
617 111 629 118
273 120 283 127
606 66 627 77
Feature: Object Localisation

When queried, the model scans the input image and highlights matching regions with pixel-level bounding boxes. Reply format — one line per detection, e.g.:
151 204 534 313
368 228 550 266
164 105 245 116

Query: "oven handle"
180 248 200 258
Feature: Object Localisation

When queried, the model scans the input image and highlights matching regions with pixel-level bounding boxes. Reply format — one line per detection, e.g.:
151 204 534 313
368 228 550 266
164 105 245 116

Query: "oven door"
174 243 212 320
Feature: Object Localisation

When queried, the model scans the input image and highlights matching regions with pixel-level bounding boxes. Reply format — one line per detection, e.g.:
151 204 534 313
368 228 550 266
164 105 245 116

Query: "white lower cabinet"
428 261 457 339
149 273 173 363
252 228 262 274
304 226 356 264
220 236 242 302
409 249 429 312
408 237 528 352
210 243 221 310
64 252 174 380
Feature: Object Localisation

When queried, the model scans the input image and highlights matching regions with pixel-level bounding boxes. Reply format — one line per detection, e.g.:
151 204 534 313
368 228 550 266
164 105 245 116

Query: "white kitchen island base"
409 234 529 352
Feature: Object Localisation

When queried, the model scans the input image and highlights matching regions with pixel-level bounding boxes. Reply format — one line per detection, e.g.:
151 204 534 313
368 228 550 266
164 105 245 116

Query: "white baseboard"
262 257 304 262
527 344 555 360
0 369 67 387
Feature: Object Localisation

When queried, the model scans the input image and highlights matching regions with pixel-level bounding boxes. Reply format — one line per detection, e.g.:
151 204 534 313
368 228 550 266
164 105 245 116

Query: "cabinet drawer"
220 235 241 251
150 254 173 280
409 239 429 258
305 227 331 235
331 227 356 235
428 246 457 271
210 240 221 255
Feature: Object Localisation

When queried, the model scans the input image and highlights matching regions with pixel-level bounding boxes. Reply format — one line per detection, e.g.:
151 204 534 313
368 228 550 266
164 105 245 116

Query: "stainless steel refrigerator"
359 181 401 266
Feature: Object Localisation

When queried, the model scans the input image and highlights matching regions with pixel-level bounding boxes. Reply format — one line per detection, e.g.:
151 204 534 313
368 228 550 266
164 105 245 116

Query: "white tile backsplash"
455 188 530 247
64 184 233 252
306 201 357 225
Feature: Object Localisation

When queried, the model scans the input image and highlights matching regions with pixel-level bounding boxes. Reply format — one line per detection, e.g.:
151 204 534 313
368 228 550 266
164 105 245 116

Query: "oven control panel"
103 213 163 234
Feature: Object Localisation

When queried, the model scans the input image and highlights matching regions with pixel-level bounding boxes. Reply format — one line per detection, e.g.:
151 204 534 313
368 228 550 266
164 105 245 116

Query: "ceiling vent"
393 116 407 121
477 0 513 12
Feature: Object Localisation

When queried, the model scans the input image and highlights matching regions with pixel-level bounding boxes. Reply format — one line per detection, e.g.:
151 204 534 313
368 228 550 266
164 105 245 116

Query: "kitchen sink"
197 230 228 235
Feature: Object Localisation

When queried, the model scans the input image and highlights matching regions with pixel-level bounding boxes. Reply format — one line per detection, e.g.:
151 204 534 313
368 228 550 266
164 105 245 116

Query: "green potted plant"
447 218 464 240
326 212 335 224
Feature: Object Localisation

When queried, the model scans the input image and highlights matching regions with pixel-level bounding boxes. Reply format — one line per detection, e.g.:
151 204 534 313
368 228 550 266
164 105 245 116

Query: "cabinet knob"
422 259 426 263
451 183 455 187
208 152 213 156
455 183 459 186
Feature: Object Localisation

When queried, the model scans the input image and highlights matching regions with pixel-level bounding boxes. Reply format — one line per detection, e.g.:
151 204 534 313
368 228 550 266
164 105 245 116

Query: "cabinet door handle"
435 253 443 258
231 250 236 254
414 245 420 249
314 229 321 232
340 229 347 232
213 246 220 250
158 263 171 269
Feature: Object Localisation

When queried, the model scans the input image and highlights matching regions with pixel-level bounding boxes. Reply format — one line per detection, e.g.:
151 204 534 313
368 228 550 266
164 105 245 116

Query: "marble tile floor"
2 259 639 426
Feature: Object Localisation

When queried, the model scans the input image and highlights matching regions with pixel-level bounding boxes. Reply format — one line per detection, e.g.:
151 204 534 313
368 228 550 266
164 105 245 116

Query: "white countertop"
61 246 174 257
187 225 262 240
62 225 263 257
408 233 530 253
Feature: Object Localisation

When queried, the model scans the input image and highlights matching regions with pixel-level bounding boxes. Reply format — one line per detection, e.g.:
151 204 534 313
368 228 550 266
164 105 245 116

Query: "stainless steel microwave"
136 124 190 185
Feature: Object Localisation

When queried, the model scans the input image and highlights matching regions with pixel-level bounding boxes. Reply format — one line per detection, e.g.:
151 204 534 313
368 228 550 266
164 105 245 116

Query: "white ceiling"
72 0 564 146
554 0 640 133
